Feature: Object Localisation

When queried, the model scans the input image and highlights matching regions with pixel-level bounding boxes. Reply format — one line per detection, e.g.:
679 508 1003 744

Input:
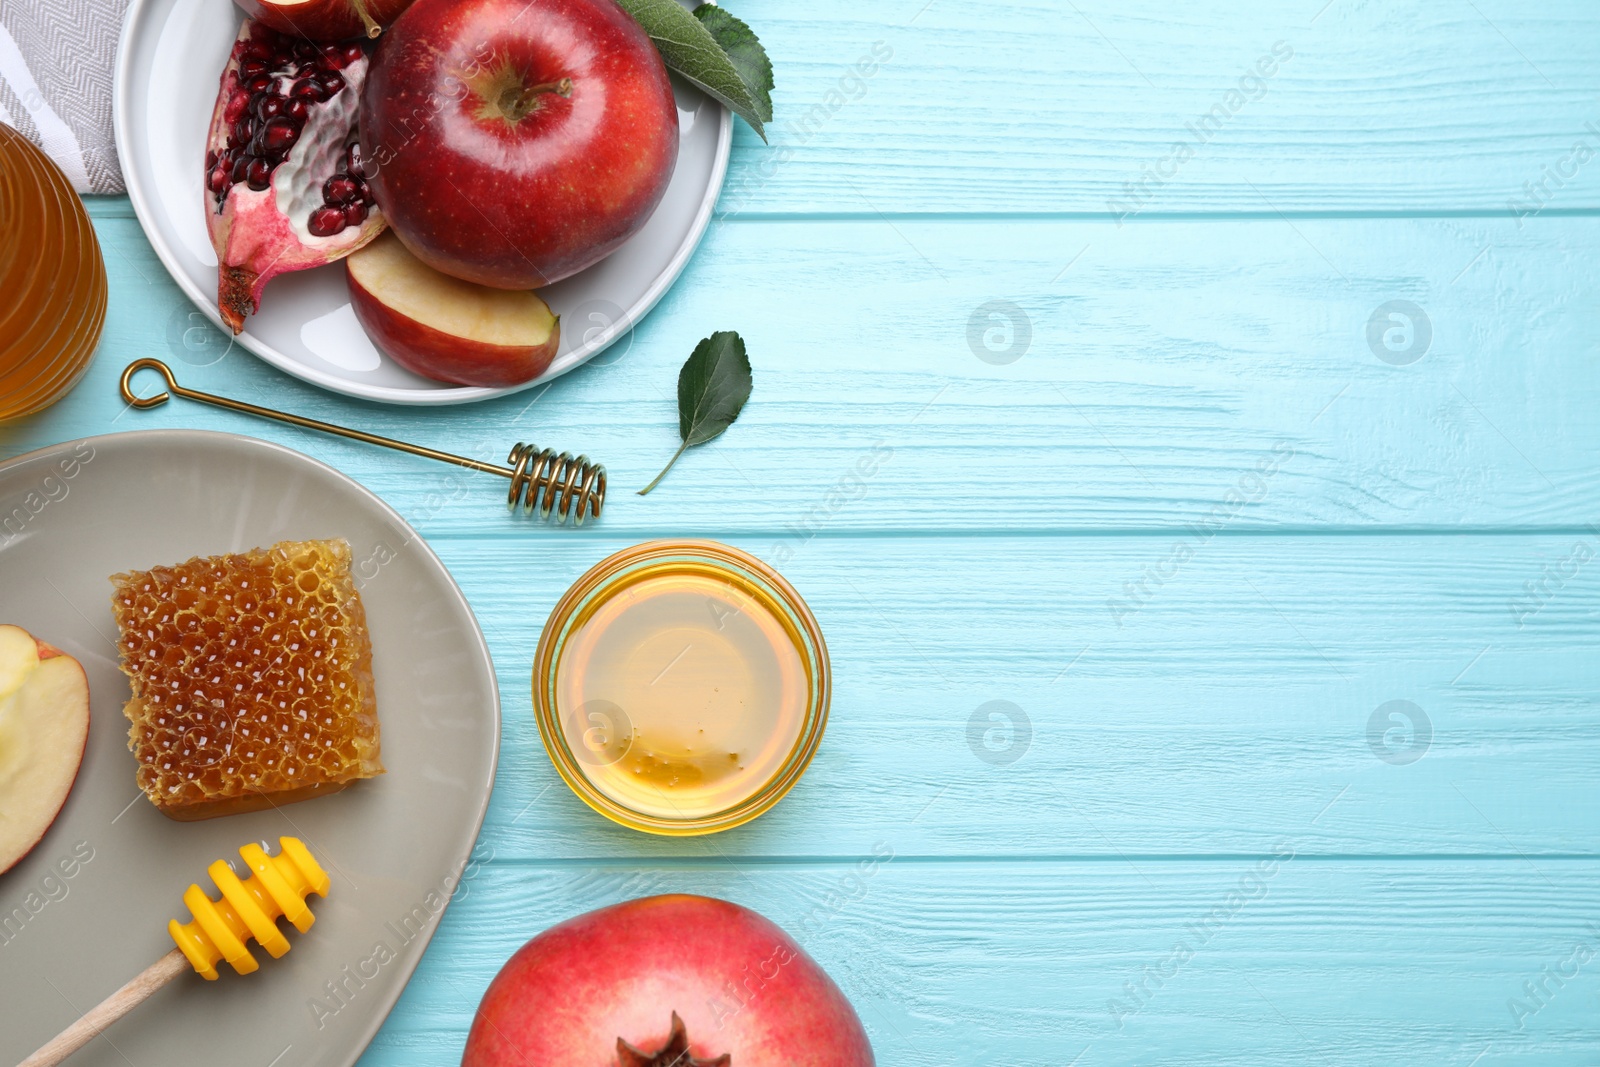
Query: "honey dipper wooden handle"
18 949 190 1067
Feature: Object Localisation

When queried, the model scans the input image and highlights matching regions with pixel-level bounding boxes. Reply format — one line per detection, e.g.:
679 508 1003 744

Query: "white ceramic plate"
0 431 499 1067
113 0 731 405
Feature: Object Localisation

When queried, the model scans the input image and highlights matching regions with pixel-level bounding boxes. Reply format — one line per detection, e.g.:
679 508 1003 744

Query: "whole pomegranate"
205 21 386 333
461 895 875 1066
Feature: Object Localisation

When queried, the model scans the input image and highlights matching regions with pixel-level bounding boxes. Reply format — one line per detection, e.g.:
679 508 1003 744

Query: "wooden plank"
423 533 1600 858
712 0 1600 216
356 858 1600 1065
77 1 1600 218
40 214 1600 535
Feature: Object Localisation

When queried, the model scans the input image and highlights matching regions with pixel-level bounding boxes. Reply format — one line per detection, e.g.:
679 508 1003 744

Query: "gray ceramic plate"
0 430 499 1067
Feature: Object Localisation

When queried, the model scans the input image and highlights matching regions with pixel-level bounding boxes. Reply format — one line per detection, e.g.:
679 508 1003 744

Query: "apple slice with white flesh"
347 230 561 388
0 625 90 875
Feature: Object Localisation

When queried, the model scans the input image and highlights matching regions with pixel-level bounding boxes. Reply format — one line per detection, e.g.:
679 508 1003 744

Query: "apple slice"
0 625 89 875
232 0 415 41
348 231 561 388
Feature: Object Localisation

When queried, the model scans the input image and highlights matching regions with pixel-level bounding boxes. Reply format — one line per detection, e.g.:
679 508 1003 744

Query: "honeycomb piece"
110 539 382 821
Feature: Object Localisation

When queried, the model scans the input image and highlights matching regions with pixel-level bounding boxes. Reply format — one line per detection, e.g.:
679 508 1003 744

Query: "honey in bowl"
534 541 828 835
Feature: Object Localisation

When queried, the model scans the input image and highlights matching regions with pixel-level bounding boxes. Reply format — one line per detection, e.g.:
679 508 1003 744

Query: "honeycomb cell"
110 539 383 821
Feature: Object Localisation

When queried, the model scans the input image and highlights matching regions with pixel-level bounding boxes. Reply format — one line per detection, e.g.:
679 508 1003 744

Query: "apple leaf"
638 331 753 496
692 4 772 124
612 0 770 140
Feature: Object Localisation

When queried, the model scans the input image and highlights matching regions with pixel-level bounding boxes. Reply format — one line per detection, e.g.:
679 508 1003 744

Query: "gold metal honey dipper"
120 359 606 524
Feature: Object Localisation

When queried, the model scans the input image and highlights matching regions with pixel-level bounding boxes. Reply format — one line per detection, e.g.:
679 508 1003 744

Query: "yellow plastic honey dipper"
19 837 329 1067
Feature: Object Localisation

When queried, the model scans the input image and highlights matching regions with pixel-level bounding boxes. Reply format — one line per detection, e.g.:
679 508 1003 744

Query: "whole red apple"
233 0 416 41
461 895 875 1066
359 0 679 289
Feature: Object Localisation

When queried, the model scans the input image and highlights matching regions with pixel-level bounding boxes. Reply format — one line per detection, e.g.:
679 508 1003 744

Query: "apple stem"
523 77 574 101
351 0 382 38
637 441 690 496
495 77 574 123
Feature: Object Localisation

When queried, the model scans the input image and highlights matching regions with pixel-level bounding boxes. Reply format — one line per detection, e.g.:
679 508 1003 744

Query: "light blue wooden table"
9 0 1600 1061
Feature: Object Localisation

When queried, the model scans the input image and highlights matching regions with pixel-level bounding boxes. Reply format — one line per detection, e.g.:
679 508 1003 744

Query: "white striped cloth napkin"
0 0 132 194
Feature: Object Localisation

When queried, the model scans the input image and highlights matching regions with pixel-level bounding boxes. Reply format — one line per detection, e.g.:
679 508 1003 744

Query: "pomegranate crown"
616 1012 730 1067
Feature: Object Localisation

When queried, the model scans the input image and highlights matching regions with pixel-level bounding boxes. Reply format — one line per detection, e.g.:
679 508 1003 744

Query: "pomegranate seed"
245 74 273 93
206 149 217 170
308 207 345 237
252 93 283 120
246 158 272 191
285 99 309 123
224 92 251 124
258 118 299 154
342 202 368 226
290 79 321 100
241 40 274 62
342 45 364 67
323 175 359 204
231 118 255 144
294 41 318 59
229 156 250 183
240 59 267 78
208 166 230 194
318 72 345 95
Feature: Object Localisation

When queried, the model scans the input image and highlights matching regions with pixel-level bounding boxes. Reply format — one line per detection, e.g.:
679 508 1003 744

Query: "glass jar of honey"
533 540 830 835
0 123 107 421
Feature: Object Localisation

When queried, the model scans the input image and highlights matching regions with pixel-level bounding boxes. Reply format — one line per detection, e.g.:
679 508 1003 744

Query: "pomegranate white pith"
205 20 385 333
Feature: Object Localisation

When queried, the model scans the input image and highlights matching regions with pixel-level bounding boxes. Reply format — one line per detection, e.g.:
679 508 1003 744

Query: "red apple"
347 231 560 386
233 0 416 41
462 895 875 1066
0 625 90 875
359 0 679 289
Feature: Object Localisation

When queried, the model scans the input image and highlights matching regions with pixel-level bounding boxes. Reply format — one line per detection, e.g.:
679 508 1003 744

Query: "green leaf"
612 0 770 140
692 4 773 123
638 331 753 495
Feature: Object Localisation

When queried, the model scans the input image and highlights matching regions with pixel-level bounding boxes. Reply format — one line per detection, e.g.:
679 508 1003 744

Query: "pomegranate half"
205 20 385 333
462 895 875 1066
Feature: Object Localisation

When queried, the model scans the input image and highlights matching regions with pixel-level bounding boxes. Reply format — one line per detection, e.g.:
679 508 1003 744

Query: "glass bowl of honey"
533 540 830 835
